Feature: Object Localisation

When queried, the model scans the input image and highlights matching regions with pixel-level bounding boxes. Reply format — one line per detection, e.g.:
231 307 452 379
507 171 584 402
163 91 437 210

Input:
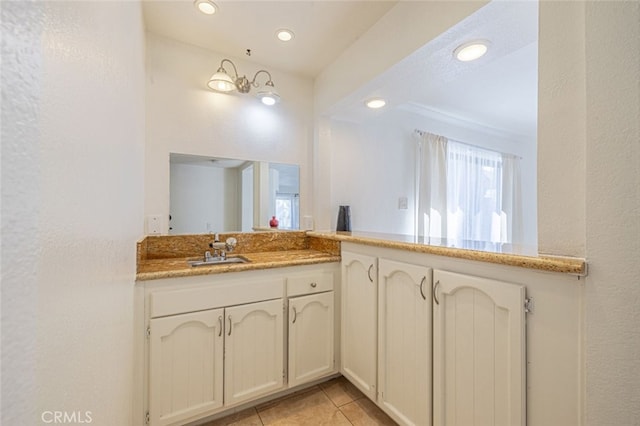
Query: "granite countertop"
136 229 587 281
136 249 340 281
307 231 588 276
136 231 341 281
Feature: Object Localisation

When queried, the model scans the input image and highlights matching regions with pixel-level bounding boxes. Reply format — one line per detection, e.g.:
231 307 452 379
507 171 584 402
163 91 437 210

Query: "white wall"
329 117 415 235
145 33 314 234
1 2 145 425
169 163 239 234
329 107 538 247
583 2 640 424
538 1 587 257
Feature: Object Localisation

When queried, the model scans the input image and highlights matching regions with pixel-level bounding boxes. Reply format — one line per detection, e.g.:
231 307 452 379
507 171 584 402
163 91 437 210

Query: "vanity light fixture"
194 0 217 15
365 98 386 109
207 58 281 105
276 29 295 42
454 40 490 62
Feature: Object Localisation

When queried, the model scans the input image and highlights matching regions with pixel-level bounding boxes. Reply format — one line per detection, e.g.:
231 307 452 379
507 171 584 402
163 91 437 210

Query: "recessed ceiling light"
276 29 294 42
194 0 217 15
454 40 490 62
365 98 386 109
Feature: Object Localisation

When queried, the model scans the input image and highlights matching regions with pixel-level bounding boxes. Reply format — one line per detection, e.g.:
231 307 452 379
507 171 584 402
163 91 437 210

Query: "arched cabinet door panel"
378 259 432 426
288 291 334 387
341 251 378 400
224 298 284 406
149 308 224 426
433 270 526 426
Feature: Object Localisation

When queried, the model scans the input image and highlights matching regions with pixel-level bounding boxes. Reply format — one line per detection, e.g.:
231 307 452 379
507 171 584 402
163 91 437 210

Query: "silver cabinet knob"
310 282 317 288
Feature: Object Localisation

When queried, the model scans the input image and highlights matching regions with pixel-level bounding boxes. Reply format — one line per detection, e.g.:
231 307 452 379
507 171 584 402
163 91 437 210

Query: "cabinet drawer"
287 271 333 297
150 277 284 318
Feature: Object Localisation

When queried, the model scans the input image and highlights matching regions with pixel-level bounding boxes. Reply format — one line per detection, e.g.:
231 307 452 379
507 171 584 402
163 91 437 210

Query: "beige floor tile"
254 385 320 412
319 377 365 407
200 408 262 426
340 397 398 426
257 387 351 426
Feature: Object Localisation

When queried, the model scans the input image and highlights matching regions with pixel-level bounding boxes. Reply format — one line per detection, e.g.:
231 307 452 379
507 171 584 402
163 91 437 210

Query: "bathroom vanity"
135 231 586 426
135 232 341 426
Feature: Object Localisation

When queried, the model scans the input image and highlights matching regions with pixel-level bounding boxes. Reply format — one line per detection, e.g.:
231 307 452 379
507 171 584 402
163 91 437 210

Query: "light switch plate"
146 215 163 235
398 197 408 210
302 215 314 230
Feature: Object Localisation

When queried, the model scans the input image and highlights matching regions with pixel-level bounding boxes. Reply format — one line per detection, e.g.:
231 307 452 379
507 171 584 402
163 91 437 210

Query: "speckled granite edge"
136 231 342 281
307 236 341 256
307 231 588 276
136 252 341 281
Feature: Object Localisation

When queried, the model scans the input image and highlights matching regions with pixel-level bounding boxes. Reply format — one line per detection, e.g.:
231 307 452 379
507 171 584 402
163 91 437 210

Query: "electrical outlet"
398 197 408 210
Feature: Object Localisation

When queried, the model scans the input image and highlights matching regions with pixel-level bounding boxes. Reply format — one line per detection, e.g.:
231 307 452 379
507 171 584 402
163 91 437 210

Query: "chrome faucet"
208 235 238 261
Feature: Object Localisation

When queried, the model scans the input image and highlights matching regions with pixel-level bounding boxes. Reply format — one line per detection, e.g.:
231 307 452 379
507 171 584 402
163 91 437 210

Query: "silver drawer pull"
310 282 317 288
433 280 440 305
419 276 427 300
218 316 222 337
367 264 374 282
292 306 297 324
227 315 232 336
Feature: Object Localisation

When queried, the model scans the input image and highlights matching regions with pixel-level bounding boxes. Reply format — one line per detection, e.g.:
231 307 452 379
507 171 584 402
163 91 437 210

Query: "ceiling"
327 0 539 139
142 0 397 78
142 0 538 139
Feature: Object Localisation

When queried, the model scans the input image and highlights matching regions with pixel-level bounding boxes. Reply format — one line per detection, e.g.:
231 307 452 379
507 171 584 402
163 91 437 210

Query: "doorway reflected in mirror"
169 153 300 234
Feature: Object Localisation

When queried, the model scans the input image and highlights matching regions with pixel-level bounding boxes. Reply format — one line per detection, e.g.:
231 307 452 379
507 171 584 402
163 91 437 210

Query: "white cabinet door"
224 298 284 406
149 308 224 426
288 291 335 387
341 251 378 400
433 270 526 426
378 259 432 426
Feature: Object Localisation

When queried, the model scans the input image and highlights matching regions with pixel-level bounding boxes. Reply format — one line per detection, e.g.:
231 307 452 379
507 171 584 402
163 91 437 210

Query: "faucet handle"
225 237 237 252
214 233 220 243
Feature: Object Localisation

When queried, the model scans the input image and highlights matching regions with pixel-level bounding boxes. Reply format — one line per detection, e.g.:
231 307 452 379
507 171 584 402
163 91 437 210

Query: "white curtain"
416 131 448 242
501 154 523 245
416 131 523 247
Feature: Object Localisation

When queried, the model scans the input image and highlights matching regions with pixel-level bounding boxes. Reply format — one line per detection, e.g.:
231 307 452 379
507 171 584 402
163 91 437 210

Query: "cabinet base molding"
189 373 341 426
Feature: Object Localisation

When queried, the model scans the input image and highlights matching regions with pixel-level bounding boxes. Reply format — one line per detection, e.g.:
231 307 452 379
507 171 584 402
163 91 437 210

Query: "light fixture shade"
256 83 281 106
207 71 235 92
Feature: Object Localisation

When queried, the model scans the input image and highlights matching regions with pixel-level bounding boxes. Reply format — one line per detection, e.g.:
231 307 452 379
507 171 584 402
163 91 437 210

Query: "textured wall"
538 1 587 257
584 1 640 424
1 2 145 425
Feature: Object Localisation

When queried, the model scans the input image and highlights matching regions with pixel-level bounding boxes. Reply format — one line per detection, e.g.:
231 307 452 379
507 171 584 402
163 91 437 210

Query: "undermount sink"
189 256 250 267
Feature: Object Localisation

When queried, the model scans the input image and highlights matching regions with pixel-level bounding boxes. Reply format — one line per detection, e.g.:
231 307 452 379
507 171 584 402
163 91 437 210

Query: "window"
275 193 299 230
417 132 522 248
446 142 505 246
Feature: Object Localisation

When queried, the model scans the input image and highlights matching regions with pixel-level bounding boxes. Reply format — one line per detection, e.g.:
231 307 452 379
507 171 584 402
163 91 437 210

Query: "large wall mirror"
169 153 300 234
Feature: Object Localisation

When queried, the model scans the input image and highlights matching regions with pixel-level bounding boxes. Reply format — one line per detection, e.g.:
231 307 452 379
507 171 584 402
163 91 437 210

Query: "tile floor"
202 377 397 426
